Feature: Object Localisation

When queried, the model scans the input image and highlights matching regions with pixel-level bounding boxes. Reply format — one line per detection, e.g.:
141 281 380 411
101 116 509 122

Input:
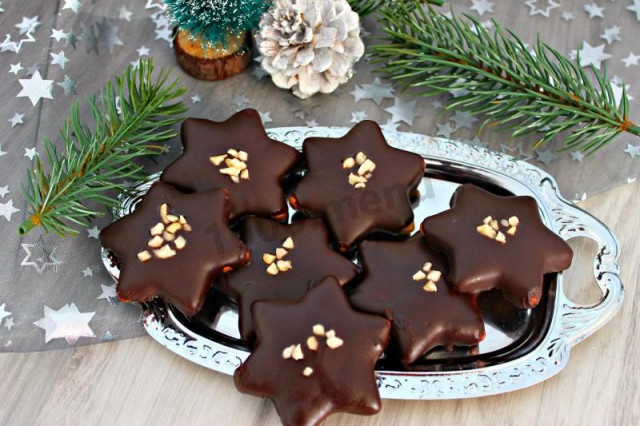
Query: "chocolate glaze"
100 182 249 315
161 109 300 220
234 277 390 426
420 184 573 309
349 236 485 365
222 217 360 342
290 121 425 252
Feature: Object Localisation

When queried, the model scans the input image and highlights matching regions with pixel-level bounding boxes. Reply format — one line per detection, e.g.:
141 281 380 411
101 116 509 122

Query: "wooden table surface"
0 180 638 426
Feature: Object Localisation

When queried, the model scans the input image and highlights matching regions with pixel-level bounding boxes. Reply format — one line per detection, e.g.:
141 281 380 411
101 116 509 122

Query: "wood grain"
1 180 638 426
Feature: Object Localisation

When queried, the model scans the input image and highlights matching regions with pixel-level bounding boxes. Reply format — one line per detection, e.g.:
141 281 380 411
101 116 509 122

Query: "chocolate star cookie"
223 217 360 342
289 121 425 252
161 109 300 221
234 277 390 426
349 236 485 365
420 184 573 309
100 182 249 315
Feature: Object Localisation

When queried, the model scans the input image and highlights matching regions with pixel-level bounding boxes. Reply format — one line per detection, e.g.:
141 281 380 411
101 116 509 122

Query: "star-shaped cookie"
349 236 485 365
420 184 573 309
100 182 249 315
223 217 360 342
161 109 300 221
234 277 390 426
289 121 425 252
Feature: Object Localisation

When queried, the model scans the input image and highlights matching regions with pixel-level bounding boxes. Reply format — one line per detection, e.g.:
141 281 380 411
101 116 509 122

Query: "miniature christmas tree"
164 0 269 80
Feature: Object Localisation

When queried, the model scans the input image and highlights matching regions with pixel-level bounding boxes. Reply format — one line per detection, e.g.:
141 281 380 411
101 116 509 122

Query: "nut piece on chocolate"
161 109 300 221
234 277 390 426
289 121 425 252
420 184 573 309
223 217 360 342
349 236 485 365
100 182 249 316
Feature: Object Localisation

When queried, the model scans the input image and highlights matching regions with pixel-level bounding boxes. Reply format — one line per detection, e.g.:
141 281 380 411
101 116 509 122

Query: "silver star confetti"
629 0 640 20
9 112 24 127
87 225 100 239
623 143 640 158
570 151 585 162
97 284 118 303
50 50 69 69
600 26 621 45
470 0 494 16
15 16 40 35
97 18 123 53
137 46 150 56
83 267 93 277
50 28 67 42
24 147 37 160
117 6 132 21
17 71 54 106
34 303 95 345
57 75 77 95
0 199 19 221
62 0 82 14
451 111 478 130
21 236 63 273
352 78 394 105
622 53 639 67
0 304 11 326
525 0 559 18
259 111 272 124
9 63 23 75
536 149 557 166
578 42 611 70
190 94 202 104
0 186 9 198
435 122 455 138
561 11 574 21
350 110 368 123
385 98 419 126
4 317 14 331
584 3 604 19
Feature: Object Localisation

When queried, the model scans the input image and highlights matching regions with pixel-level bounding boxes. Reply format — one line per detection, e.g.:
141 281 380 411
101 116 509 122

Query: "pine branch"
348 0 443 16
18 59 187 237
370 6 640 153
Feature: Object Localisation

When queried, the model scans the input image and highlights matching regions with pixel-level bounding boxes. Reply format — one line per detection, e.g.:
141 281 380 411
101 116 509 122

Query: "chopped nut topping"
495 231 506 244
507 226 517 236
266 262 279 275
357 158 376 176
240 169 249 180
262 253 277 264
500 219 509 228
166 214 179 223
302 367 314 377
137 250 152 262
160 204 169 224
275 247 288 259
276 260 292 272
477 224 497 239
154 244 177 259
148 235 164 248
326 336 344 349
226 158 247 170
209 155 227 166
238 150 249 162
227 148 239 158
412 271 427 281
150 222 165 236
342 157 356 169
174 236 187 250
183 223 192 232
423 281 438 292
354 182 366 189
483 215 493 224
282 345 294 359
490 220 499 231
179 215 188 225
166 222 182 234
348 173 367 185
163 231 175 242
426 270 441 282
508 216 520 227
422 262 432 272
312 324 325 336
230 176 241 184
292 344 304 360
306 336 318 351
219 167 241 177
355 151 367 165
282 237 294 250
325 329 336 339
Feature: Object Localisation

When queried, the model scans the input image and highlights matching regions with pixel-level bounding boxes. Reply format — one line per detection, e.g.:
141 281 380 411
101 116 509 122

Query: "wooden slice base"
173 29 252 81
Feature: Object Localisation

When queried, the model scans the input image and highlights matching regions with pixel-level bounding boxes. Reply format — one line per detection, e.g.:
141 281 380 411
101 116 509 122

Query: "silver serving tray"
102 127 623 400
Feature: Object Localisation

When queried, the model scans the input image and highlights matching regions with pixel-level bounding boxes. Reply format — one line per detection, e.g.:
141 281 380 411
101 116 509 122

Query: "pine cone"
257 0 364 99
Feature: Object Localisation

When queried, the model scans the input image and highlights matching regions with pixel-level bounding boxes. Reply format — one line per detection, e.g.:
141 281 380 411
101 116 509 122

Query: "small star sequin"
536 149 557 166
0 199 20 221
623 144 640 158
57 75 77 95
117 6 132 21
50 28 67 42
584 3 604 19
351 78 394 105
600 26 621 45
97 283 118 302
14 16 40 35
622 53 640 68
525 0 560 18
0 186 9 197
570 151 585 162
384 98 419 126
24 147 37 160
137 46 150 56
561 11 574 21
9 113 24 127
435 122 455 138
350 110 368 123
578 42 611 70
87 225 100 239
190 94 202 103
62 0 82 14
470 0 494 16
34 303 95 345
9 63 22 75
17 71 54 106
50 50 69 69
629 0 640 21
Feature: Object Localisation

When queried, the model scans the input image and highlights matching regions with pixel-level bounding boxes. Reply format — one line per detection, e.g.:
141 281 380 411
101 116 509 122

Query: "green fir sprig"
18 59 186 237
370 6 640 153
348 0 444 16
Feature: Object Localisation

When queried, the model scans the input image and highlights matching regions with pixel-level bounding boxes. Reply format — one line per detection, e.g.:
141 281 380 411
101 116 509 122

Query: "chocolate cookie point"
234 277 390 426
291 120 425 252
420 184 573 309
100 182 249 316
350 236 485 365
161 109 300 220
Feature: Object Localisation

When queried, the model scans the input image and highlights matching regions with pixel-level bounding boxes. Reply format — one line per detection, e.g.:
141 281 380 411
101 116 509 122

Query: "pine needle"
369 5 640 153
18 59 187 237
